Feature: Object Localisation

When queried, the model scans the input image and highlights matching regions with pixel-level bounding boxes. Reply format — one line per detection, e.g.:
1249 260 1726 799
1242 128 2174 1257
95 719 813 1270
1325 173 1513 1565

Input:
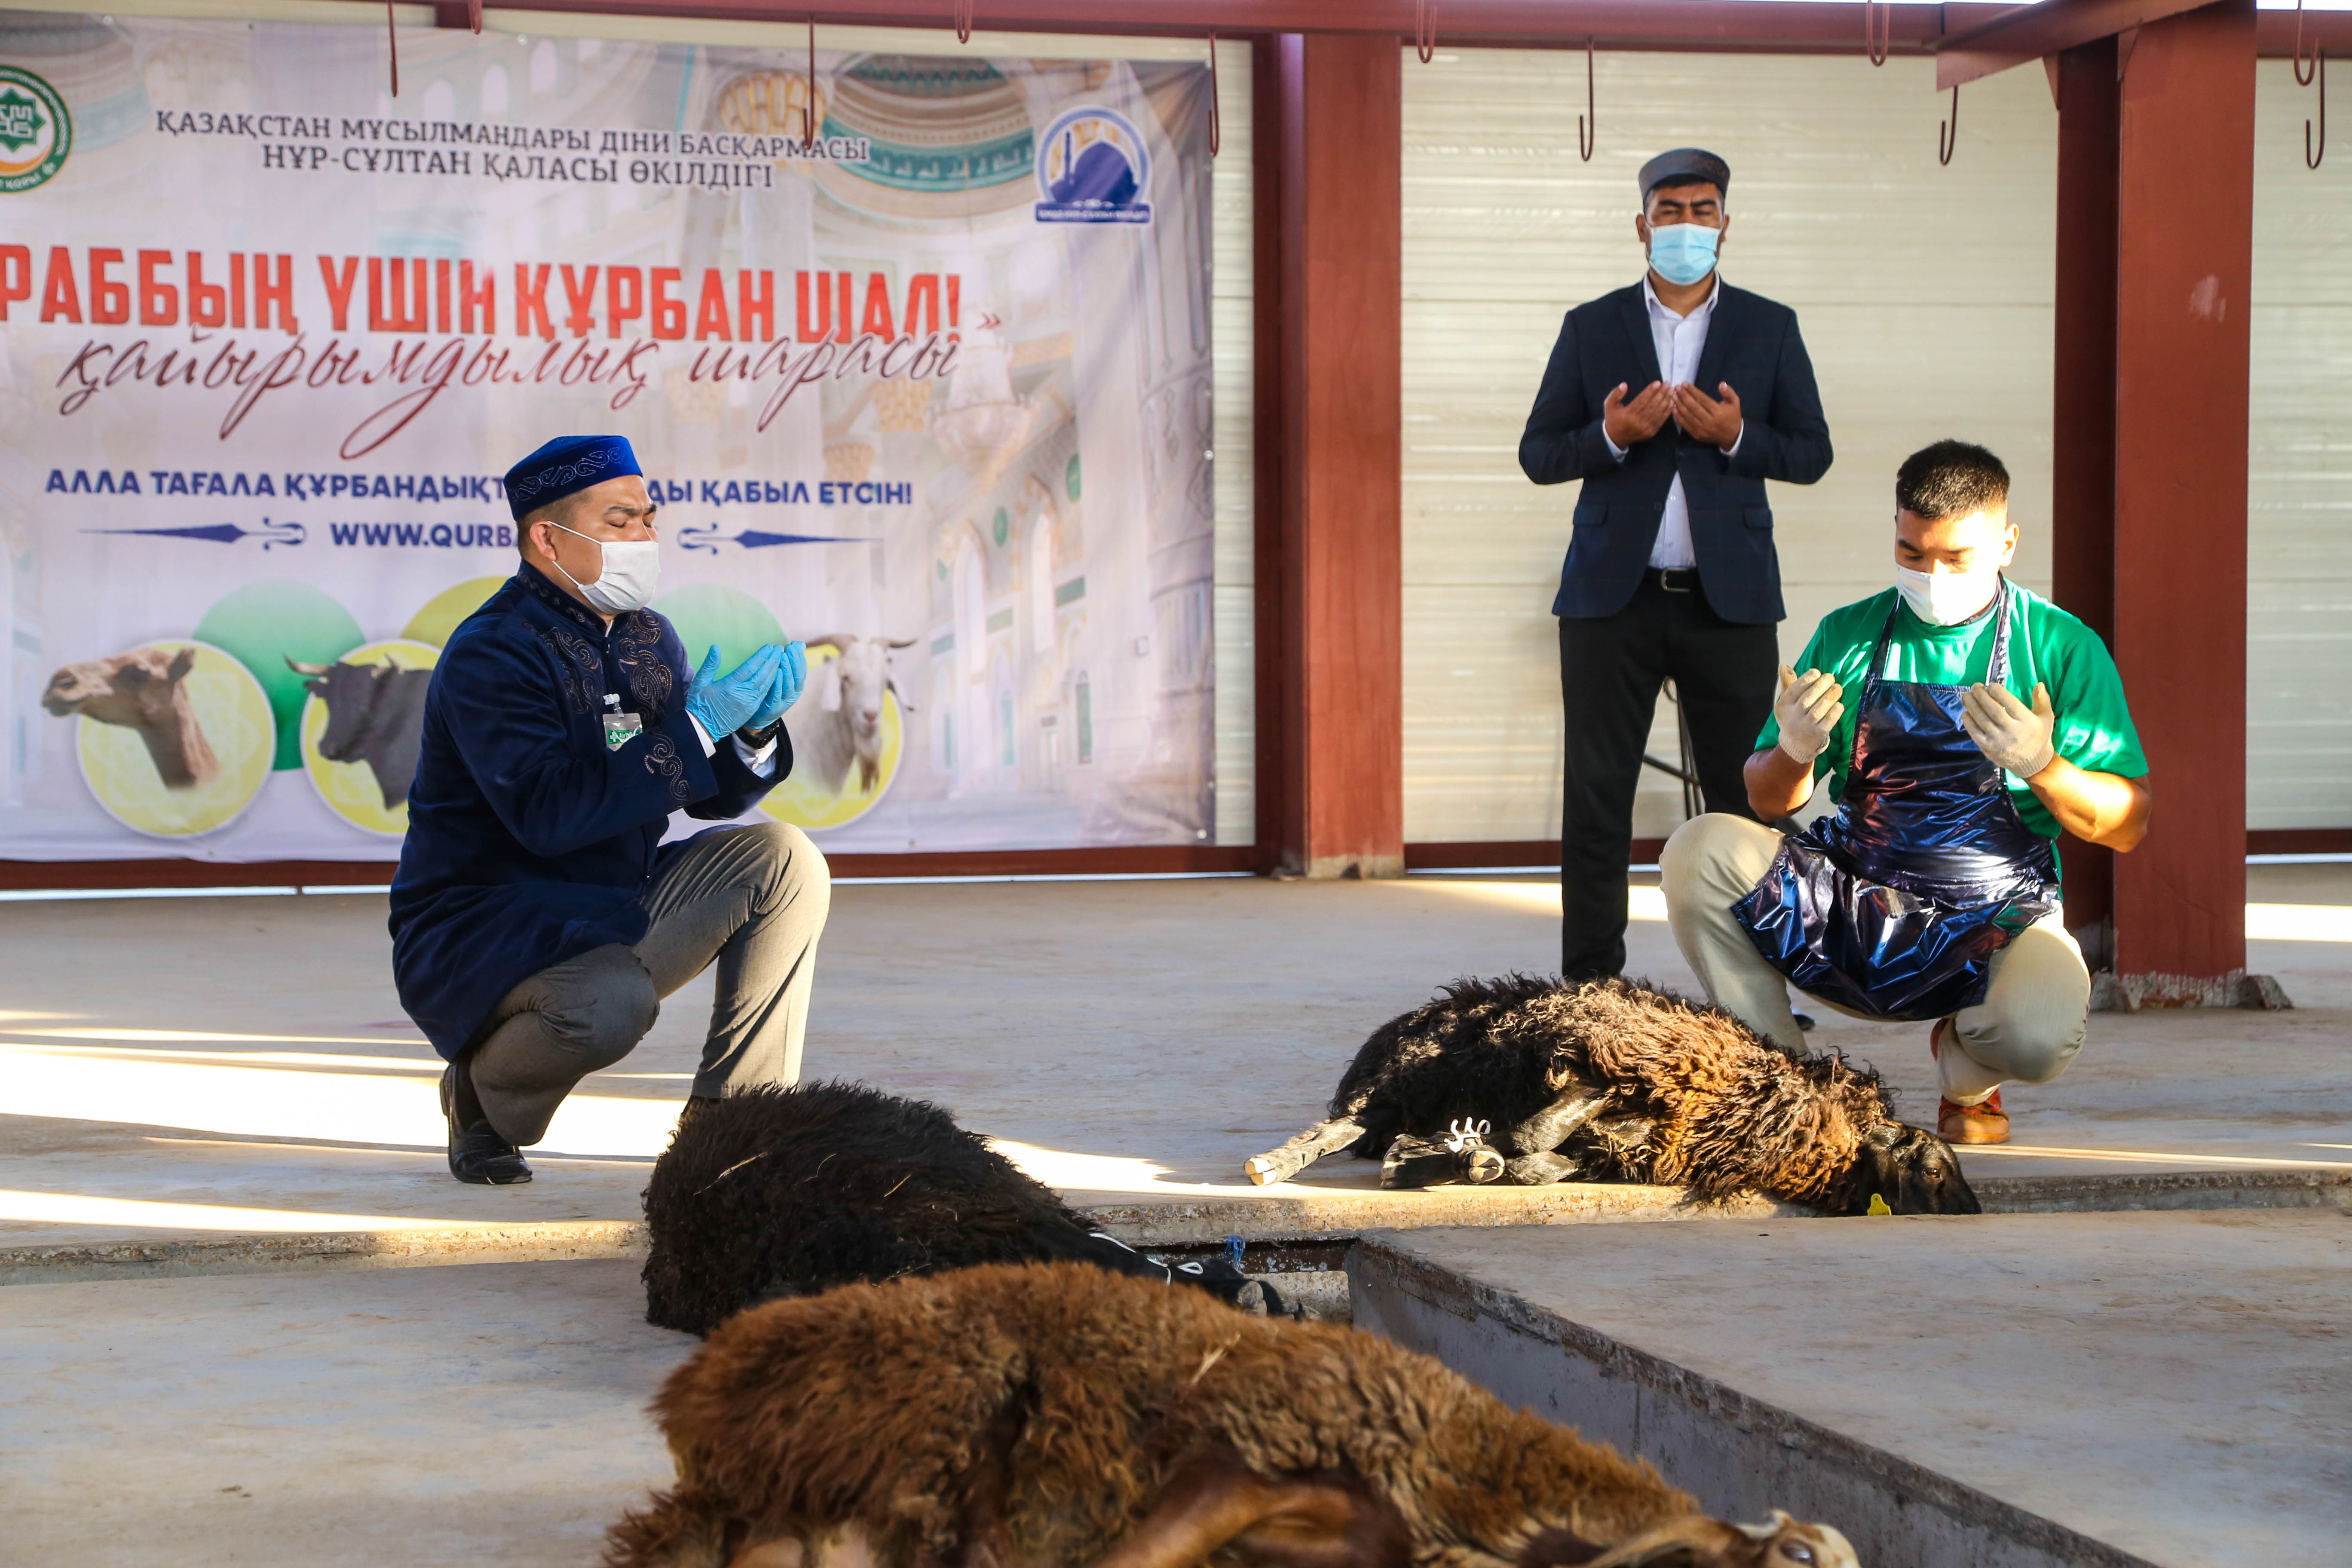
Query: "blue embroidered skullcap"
502 435 643 521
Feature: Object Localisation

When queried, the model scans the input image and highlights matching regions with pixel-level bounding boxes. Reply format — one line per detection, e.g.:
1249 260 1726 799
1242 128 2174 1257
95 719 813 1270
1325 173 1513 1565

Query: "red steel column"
1269 33 1403 879
2110 0 2257 982
2049 36 2121 968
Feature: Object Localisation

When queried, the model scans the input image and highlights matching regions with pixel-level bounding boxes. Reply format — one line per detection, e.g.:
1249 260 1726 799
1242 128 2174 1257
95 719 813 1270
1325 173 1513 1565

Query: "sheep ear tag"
1866 1193 1894 1216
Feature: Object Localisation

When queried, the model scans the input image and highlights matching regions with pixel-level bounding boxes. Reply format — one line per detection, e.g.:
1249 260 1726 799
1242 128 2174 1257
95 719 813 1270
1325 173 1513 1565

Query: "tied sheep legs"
1102 1472 1854 1568
1381 1119 1506 1190
1513 1091 1607 1157
1093 1449 1415 1568
1243 1116 1367 1186
668 1463 1847 1568
1246 1093 1604 1192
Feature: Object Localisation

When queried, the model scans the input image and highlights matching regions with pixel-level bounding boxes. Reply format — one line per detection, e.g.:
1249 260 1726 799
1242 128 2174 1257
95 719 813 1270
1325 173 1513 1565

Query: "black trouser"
1559 572 1779 980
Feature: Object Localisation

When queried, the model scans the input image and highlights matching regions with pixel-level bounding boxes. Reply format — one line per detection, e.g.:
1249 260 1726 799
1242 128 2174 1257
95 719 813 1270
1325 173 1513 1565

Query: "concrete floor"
0 1258 680 1566
3 868 2350 1252
3 868 2348 1567
1354 1211 2352 1568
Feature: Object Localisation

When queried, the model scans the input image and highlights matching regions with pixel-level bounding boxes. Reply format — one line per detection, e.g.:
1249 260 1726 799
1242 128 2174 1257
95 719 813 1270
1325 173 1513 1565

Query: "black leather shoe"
441 1062 531 1185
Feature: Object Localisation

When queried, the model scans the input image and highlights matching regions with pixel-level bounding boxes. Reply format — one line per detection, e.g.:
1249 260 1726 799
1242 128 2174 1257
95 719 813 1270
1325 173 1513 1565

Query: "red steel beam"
2048 34 2122 968
421 0 2352 55
1274 32 1403 879
1944 2 2352 86
421 0 1985 51
0 846 1262 889
1935 0 2207 90
2109 0 2255 983
1251 33 1290 876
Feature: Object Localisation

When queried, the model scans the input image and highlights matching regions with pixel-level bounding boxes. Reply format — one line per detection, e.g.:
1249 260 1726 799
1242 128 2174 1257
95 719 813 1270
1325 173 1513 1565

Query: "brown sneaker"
1938 1088 2010 1144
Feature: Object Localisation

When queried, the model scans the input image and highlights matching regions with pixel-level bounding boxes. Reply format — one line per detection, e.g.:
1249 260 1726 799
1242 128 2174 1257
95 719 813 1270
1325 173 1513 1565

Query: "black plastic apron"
1733 578 2059 1021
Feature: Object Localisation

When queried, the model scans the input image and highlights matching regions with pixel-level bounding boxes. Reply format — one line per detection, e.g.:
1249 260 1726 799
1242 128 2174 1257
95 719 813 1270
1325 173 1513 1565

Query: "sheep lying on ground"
1244 975 1978 1216
643 1081 1282 1335
607 1261 1859 1568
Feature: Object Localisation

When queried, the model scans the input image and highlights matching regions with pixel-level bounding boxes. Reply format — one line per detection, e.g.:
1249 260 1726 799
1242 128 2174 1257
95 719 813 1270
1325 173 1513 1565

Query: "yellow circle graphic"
401 576 506 649
298 640 442 839
72 640 273 838
762 646 903 831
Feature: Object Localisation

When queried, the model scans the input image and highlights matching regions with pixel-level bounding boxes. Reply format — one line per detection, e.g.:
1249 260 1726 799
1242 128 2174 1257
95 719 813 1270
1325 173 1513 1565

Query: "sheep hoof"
1243 1155 1286 1186
1462 1146 1505 1185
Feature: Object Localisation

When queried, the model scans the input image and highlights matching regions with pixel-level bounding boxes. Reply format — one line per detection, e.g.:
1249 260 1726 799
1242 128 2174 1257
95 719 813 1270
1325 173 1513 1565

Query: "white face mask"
1895 563 2000 627
545 521 660 615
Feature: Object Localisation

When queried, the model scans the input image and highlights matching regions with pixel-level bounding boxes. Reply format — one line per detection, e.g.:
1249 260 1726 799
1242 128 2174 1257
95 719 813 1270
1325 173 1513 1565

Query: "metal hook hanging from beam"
1208 32 1222 159
1578 39 1595 162
2309 49 2327 169
385 0 398 97
954 0 973 46
2296 0 2326 169
1416 0 1436 65
1938 82 1959 166
1865 0 1890 67
802 16 817 153
466 0 481 33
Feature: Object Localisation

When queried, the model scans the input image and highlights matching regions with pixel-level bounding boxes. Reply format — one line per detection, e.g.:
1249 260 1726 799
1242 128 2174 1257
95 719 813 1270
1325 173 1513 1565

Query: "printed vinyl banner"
0 11 1219 861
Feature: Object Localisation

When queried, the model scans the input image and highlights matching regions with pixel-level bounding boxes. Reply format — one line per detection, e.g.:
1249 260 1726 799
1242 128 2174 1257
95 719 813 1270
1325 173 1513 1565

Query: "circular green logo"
0 65 70 193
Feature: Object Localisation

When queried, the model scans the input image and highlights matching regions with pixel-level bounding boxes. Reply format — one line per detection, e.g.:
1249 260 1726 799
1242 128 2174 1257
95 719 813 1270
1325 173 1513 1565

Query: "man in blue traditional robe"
390 435 827 1185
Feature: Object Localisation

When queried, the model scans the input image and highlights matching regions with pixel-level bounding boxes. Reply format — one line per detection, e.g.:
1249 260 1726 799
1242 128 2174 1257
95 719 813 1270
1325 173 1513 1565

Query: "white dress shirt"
1601 275 1743 571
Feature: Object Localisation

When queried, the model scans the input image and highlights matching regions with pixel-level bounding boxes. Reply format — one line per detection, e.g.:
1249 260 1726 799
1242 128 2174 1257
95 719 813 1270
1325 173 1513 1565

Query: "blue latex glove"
746 641 806 732
685 643 785 739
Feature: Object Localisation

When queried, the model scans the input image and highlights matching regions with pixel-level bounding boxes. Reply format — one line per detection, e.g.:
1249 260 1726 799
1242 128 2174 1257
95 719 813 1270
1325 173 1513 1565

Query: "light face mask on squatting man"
1895 562 2003 627
547 521 661 615
1647 222 1720 287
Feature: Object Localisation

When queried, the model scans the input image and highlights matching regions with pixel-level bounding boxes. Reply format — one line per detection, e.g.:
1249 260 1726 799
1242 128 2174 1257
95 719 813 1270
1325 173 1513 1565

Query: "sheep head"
805 637 918 733
1834 1121 1979 1216
1583 1511 1858 1568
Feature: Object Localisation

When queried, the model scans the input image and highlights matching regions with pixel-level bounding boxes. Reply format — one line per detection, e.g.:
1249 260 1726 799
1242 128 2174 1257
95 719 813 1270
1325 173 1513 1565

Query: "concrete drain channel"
1134 1170 2351 1568
6 1169 2343 1568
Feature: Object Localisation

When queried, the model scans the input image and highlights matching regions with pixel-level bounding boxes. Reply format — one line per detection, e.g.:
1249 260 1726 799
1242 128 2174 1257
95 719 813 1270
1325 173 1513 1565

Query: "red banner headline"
1 247 962 346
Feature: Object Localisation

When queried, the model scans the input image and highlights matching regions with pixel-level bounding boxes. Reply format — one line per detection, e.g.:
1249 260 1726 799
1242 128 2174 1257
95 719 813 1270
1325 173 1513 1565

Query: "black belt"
1650 567 1700 594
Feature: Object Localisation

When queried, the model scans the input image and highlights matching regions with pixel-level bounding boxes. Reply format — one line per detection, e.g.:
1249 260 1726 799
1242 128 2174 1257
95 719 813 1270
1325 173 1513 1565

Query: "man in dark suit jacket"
1520 147 1833 980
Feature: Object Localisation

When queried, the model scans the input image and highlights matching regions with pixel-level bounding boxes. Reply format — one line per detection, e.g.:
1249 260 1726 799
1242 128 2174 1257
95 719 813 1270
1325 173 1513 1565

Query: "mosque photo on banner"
0 12 1219 864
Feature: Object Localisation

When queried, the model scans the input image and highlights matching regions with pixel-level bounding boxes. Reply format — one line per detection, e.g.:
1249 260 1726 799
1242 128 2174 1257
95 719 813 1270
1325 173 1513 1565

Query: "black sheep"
643 1080 1282 1335
1245 974 1980 1216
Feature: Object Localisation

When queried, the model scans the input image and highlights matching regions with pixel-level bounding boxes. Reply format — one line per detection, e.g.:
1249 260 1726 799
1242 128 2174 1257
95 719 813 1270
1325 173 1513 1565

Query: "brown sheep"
1244 977 1976 1217
607 1262 1857 1568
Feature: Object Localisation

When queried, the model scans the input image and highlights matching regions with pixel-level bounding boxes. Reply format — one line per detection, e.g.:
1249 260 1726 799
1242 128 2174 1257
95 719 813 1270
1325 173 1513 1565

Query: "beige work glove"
1773 665 1844 764
1961 681 2057 778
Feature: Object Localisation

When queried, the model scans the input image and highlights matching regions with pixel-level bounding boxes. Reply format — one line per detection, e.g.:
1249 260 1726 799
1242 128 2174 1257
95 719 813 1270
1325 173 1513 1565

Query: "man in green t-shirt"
1660 441 2152 1145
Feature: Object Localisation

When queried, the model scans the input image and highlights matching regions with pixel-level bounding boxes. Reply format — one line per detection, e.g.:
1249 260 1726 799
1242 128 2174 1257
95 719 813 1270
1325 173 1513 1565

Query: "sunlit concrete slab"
1352 1210 2352 1568
0 1258 682 1568
2 869 2348 1263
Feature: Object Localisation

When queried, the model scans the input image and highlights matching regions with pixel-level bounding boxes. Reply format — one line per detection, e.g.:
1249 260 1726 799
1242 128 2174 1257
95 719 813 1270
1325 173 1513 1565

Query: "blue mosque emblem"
1034 107 1152 226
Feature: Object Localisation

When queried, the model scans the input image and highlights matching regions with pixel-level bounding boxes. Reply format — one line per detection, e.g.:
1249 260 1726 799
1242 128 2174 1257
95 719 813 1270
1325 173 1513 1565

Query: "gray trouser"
464 821 832 1146
1659 813 2089 1105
